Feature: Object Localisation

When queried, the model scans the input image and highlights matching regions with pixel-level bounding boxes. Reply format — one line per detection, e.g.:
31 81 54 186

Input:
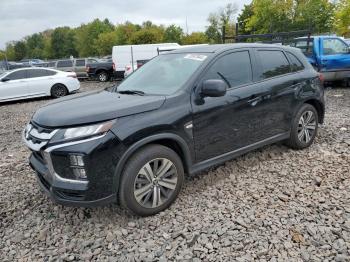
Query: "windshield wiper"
118 90 145 96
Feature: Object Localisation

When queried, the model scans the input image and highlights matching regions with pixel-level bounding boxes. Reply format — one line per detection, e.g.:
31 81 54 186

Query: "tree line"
1 0 350 61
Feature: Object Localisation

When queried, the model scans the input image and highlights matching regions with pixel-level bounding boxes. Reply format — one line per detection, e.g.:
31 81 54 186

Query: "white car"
0 67 80 102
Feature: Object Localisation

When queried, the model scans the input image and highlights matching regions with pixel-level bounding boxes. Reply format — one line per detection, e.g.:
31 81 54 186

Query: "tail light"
126 65 131 71
113 62 116 71
67 73 77 78
318 73 324 83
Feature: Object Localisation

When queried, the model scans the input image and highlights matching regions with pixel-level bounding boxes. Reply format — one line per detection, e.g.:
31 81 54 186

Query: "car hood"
32 90 166 127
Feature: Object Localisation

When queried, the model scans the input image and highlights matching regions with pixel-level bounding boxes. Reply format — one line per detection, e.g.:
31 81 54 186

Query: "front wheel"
119 145 184 216
286 104 318 150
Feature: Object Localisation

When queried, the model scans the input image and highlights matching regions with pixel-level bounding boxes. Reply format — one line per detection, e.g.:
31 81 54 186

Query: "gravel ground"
0 82 349 261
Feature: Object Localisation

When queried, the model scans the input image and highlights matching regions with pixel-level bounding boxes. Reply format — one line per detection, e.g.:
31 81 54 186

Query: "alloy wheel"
99 73 107 82
297 110 316 143
53 85 66 97
133 158 178 209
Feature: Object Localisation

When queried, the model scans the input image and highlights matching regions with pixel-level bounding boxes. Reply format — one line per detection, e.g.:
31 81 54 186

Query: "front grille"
23 122 58 151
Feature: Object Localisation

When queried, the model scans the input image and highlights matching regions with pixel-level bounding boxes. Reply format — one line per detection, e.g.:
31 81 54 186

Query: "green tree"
237 4 254 35
131 26 164 44
205 3 238 43
294 0 335 33
26 33 45 58
13 41 27 60
75 18 114 57
245 0 335 34
115 22 140 45
163 25 183 43
51 27 78 58
334 0 350 36
246 0 294 33
182 32 208 44
94 30 118 56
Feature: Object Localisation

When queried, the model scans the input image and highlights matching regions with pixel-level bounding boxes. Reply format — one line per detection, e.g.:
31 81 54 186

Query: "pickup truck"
86 59 114 82
291 36 350 84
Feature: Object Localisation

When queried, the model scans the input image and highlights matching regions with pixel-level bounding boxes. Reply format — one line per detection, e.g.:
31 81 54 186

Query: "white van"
112 43 180 78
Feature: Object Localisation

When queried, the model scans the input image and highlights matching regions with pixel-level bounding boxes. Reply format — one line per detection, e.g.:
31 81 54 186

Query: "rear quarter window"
258 50 290 79
286 52 305 72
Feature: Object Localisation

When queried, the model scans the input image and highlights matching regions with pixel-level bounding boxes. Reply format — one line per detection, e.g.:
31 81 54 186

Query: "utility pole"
185 16 189 35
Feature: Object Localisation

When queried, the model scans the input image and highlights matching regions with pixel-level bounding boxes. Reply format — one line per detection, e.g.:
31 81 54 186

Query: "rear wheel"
98 71 109 82
51 84 68 98
119 145 184 216
286 104 318 149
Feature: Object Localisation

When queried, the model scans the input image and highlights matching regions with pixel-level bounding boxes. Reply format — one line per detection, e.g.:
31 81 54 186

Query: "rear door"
0 70 28 101
253 48 298 136
26 69 57 96
320 38 350 72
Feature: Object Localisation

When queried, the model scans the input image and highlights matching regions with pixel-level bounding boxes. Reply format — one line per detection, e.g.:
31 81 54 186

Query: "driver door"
191 49 270 162
320 38 350 71
0 69 29 101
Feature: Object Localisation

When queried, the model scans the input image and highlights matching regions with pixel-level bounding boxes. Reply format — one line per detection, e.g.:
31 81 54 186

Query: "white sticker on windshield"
184 54 207 61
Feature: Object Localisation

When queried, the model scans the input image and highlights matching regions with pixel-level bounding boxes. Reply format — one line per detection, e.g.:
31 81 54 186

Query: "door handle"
248 96 262 106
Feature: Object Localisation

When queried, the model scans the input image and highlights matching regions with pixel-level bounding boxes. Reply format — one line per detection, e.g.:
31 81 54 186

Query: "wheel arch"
304 99 325 124
113 133 192 195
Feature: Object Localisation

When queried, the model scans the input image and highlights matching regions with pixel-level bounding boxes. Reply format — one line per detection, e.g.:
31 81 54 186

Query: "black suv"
23 44 325 216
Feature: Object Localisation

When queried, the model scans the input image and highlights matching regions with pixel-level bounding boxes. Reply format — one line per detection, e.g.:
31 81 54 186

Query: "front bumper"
24 126 126 207
30 153 116 207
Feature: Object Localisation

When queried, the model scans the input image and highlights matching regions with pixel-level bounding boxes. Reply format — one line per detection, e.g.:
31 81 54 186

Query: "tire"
97 71 109 82
51 84 68 98
119 145 184 217
285 104 318 150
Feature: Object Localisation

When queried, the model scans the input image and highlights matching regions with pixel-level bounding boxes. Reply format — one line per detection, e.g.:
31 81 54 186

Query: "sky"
0 0 252 49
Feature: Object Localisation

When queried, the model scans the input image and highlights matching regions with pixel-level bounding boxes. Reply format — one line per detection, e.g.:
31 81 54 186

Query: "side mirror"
1 77 10 82
201 79 228 98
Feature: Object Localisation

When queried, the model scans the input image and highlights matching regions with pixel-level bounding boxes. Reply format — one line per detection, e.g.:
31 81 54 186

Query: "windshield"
116 53 208 95
0 72 7 78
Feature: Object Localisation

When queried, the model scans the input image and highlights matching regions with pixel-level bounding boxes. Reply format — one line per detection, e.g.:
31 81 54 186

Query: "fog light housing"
70 154 87 180
72 168 87 180
70 155 84 167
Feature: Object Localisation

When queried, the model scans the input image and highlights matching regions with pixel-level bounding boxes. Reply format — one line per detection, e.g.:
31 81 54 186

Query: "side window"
258 50 290 79
204 51 252 88
323 39 349 55
28 69 56 78
75 59 85 66
290 40 314 56
57 60 73 68
7 70 27 80
286 52 305 72
87 59 98 64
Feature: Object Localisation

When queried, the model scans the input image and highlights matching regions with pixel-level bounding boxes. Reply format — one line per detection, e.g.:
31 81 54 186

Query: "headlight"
52 120 115 142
